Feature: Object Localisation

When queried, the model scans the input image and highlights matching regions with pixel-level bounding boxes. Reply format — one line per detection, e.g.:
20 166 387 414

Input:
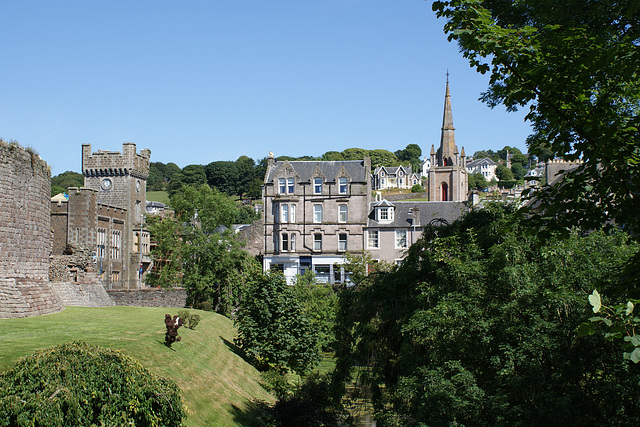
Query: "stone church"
427 79 468 202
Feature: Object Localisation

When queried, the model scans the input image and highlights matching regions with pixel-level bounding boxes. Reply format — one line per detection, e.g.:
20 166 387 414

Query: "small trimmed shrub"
0 341 185 426
411 184 424 193
178 310 201 330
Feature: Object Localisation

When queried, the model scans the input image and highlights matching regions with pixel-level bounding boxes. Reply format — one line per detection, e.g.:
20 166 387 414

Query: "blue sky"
1 0 531 176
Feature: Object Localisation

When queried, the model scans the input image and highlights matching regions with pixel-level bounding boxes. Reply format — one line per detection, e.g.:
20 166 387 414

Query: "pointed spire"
439 76 456 166
460 146 466 157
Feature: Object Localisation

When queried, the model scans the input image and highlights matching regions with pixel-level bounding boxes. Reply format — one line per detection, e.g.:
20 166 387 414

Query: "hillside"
0 306 274 426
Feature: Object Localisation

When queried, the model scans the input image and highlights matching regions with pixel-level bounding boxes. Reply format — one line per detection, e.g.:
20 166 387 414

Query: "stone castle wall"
0 142 64 318
106 288 187 308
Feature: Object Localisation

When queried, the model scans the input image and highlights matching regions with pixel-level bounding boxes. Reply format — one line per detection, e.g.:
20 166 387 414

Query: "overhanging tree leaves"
432 0 640 236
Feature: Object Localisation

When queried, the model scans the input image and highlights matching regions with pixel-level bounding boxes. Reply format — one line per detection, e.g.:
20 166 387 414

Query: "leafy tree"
472 149 499 162
292 271 339 352
51 171 83 191
433 0 640 237
234 155 256 197
497 145 522 160
341 148 369 160
510 152 529 167
205 161 237 195
332 205 640 425
234 204 260 224
322 151 345 161
495 163 513 181
410 184 424 193
148 161 181 191
368 149 399 168
168 164 206 196
148 184 257 315
511 162 527 180
468 172 489 190
234 272 321 375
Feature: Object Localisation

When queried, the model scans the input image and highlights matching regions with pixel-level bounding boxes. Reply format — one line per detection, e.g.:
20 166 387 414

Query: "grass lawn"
147 190 170 204
0 307 274 426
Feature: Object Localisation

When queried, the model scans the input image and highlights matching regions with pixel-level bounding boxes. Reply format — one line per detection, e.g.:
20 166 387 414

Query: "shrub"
0 341 185 426
411 184 424 193
178 309 201 330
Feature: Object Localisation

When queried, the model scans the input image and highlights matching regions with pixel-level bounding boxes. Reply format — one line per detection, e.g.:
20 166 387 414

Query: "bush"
0 341 185 426
178 309 201 330
410 184 424 193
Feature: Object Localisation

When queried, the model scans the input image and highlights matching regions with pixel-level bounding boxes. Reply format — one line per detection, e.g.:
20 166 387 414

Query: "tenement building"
262 154 372 285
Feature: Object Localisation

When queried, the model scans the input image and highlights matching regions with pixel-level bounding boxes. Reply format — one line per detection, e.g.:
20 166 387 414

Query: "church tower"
428 78 468 202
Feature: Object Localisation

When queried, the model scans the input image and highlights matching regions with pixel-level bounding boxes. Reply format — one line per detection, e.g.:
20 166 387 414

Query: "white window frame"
287 177 294 193
279 178 286 194
281 204 289 223
281 233 289 251
290 204 296 223
367 230 379 249
314 177 323 194
338 233 347 252
339 177 348 194
313 233 322 251
395 229 408 249
338 204 348 223
290 233 296 251
313 204 323 223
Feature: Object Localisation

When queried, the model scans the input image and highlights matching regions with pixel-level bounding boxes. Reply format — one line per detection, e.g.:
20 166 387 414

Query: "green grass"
147 190 170 204
0 307 274 426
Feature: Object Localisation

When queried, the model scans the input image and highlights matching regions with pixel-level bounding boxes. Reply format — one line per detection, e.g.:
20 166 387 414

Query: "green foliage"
433 0 640 237
495 163 513 181
410 183 424 193
148 162 181 191
497 145 522 160
0 341 184 426
235 204 261 224
169 164 206 196
510 162 527 180
177 309 201 330
293 271 339 352
333 205 640 425
368 149 399 168
322 151 345 161
472 149 499 162
580 290 640 363
234 272 321 376
51 185 66 197
51 171 83 191
468 172 489 190
148 184 259 316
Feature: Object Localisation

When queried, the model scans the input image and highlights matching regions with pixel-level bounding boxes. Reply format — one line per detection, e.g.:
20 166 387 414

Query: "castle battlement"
82 143 150 179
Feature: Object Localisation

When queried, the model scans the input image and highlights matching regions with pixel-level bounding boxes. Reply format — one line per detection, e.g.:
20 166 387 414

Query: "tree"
148 184 257 315
495 164 513 181
432 0 640 237
168 164 206 196
332 205 640 425
51 171 83 193
511 162 527 180
234 272 321 375
497 145 522 160
468 172 489 190
234 155 256 197
322 151 344 161
341 148 369 160
368 149 399 167
472 149 499 162
205 161 237 195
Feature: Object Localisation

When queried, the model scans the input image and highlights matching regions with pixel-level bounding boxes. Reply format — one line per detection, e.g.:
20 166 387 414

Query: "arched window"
441 182 449 201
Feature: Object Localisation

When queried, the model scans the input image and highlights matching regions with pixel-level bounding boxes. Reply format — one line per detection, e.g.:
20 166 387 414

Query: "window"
314 177 323 194
287 178 295 193
367 230 379 249
290 204 296 223
282 233 289 251
279 178 286 194
111 230 121 260
281 204 289 222
290 233 296 251
379 208 388 220
313 234 322 251
399 178 404 186
339 177 348 194
314 265 330 283
97 228 107 258
338 204 348 223
313 204 323 223
338 233 347 252
395 229 408 249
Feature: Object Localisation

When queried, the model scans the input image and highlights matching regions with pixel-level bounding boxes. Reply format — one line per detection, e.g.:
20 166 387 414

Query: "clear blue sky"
1 0 531 176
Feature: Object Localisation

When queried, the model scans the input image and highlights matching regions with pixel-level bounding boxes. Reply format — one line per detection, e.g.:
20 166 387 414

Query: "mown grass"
147 190 170 204
0 307 274 426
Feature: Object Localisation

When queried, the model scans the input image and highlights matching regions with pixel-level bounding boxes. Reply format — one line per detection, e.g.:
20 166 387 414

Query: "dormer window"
380 171 385 177
287 178 294 193
339 177 348 194
278 178 286 194
376 206 395 222
314 177 323 194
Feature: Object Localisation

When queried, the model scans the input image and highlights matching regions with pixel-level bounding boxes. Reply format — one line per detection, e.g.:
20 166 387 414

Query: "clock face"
101 178 113 191
136 180 141 192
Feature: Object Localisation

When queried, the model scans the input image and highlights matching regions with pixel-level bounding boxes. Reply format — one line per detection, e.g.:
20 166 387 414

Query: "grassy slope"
0 307 273 426
147 190 170 204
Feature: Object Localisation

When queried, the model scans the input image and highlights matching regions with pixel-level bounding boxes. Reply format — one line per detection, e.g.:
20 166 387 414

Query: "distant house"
364 197 468 264
371 165 421 190
466 157 498 181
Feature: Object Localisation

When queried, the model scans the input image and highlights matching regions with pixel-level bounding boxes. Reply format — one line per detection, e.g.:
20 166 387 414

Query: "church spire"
439 77 457 166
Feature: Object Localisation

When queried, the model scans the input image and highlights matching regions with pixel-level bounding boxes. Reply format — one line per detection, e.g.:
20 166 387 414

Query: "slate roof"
265 160 369 183
466 157 498 169
368 200 468 228
373 165 413 176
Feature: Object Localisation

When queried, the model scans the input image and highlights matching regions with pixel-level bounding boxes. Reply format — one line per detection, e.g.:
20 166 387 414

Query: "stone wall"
383 191 429 201
106 288 187 308
50 282 114 307
0 142 64 318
